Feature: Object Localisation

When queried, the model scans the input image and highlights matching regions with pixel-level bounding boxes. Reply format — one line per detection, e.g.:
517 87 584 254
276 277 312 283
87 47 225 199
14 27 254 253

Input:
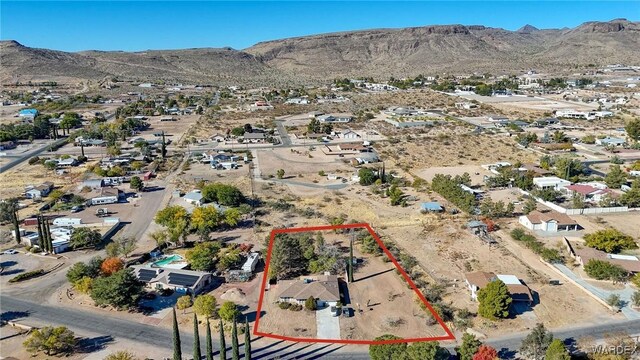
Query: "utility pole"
348 230 354 283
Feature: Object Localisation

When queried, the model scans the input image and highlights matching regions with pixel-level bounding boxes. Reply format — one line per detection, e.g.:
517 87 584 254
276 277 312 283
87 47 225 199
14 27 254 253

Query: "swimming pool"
152 254 187 268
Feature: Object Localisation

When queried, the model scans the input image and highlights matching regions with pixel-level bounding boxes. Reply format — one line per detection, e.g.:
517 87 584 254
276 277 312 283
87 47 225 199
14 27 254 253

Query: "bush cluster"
510 229 563 263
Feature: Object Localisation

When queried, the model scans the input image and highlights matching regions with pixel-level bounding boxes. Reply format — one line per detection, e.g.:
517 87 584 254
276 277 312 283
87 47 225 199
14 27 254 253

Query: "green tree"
584 259 628 282
276 169 285 179
631 291 640 307
219 320 227 360
186 242 221 271
477 280 512 320
194 294 217 318
305 296 317 310
176 295 193 313
70 227 102 249
368 334 408 360
244 319 252 360
201 183 244 206
23 326 75 356
545 339 570 360
205 318 213 360
173 308 182 360
606 294 621 309
193 314 201 360
625 118 640 142
554 157 583 180
620 179 640 207
191 206 223 236
584 229 637 253
519 323 553 360
231 319 239 360
231 127 245 136
90 268 143 309
224 208 241 227
218 301 239 322
155 205 190 228
268 234 307 280
407 341 450 360
457 333 482 360
605 165 628 189
358 168 377 186
130 176 144 191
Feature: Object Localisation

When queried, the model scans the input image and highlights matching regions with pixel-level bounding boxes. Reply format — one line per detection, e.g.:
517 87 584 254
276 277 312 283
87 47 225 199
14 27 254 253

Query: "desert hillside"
1 19 638 86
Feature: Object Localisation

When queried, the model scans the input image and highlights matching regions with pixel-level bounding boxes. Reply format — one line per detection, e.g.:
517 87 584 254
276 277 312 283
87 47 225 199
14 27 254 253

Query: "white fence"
519 189 632 215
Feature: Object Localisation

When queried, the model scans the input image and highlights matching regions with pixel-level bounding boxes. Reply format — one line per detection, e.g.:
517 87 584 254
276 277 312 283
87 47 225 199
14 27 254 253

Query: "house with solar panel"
130 265 213 295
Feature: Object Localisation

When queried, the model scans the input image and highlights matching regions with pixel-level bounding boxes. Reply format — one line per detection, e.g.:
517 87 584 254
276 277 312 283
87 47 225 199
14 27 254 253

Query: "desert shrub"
278 302 291 310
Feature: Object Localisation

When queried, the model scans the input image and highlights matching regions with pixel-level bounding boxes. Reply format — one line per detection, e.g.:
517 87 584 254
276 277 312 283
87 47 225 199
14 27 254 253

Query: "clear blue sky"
1 1 638 52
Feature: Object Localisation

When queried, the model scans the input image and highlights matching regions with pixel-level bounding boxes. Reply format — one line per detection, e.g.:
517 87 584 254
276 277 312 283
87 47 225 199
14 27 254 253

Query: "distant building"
19 108 39 121
564 237 640 274
420 202 444 213
183 190 204 206
596 137 626 147
533 176 571 190
90 188 121 205
83 179 105 190
24 182 54 200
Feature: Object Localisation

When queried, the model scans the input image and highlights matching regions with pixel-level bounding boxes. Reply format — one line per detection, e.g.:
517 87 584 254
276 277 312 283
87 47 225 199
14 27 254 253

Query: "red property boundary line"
252 222 456 345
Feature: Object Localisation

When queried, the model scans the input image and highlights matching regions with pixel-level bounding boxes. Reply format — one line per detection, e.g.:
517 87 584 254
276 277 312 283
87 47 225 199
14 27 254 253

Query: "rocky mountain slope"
1 19 638 86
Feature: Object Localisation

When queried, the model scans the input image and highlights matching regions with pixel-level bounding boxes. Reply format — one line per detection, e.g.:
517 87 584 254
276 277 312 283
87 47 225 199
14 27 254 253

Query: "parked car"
71 205 83 213
2 249 18 255
330 306 341 317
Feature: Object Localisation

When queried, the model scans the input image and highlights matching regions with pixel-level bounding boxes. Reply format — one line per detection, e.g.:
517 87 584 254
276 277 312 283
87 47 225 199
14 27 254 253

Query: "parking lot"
0 251 59 287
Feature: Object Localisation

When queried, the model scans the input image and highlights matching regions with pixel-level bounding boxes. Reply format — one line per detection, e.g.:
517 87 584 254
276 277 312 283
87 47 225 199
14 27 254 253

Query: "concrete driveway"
316 306 340 339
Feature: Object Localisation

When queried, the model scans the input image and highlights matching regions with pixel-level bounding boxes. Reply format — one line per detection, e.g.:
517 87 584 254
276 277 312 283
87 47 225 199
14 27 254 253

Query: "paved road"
0 295 368 359
0 113 116 173
275 120 293 146
554 264 640 320
5 294 640 358
582 157 640 177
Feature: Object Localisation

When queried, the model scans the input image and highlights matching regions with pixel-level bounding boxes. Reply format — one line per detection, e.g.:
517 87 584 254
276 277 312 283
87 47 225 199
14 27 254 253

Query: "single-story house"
564 237 640 274
278 274 340 308
183 190 204 206
338 143 369 152
25 182 54 199
243 132 266 143
56 158 78 167
90 188 122 206
317 114 353 123
519 210 579 232
519 163 552 176
420 202 444 213
131 266 213 295
596 137 626 147
211 134 226 142
564 184 614 203
533 176 571 190
341 130 361 140
487 114 509 123
465 271 533 304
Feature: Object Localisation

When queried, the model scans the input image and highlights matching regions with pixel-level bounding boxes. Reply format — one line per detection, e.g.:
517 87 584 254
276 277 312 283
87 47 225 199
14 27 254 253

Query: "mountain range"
1 19 638 87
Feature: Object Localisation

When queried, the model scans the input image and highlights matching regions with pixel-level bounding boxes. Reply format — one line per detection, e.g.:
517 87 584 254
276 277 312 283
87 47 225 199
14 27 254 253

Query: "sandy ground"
259 283 318 339
341 247 449 340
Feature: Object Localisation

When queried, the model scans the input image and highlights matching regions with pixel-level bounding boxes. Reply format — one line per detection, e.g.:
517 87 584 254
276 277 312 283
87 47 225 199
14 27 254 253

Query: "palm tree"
552 130 567 143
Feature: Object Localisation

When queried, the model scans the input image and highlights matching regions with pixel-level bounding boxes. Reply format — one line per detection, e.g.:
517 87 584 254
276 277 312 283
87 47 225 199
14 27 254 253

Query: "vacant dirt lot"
342 246 449 340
